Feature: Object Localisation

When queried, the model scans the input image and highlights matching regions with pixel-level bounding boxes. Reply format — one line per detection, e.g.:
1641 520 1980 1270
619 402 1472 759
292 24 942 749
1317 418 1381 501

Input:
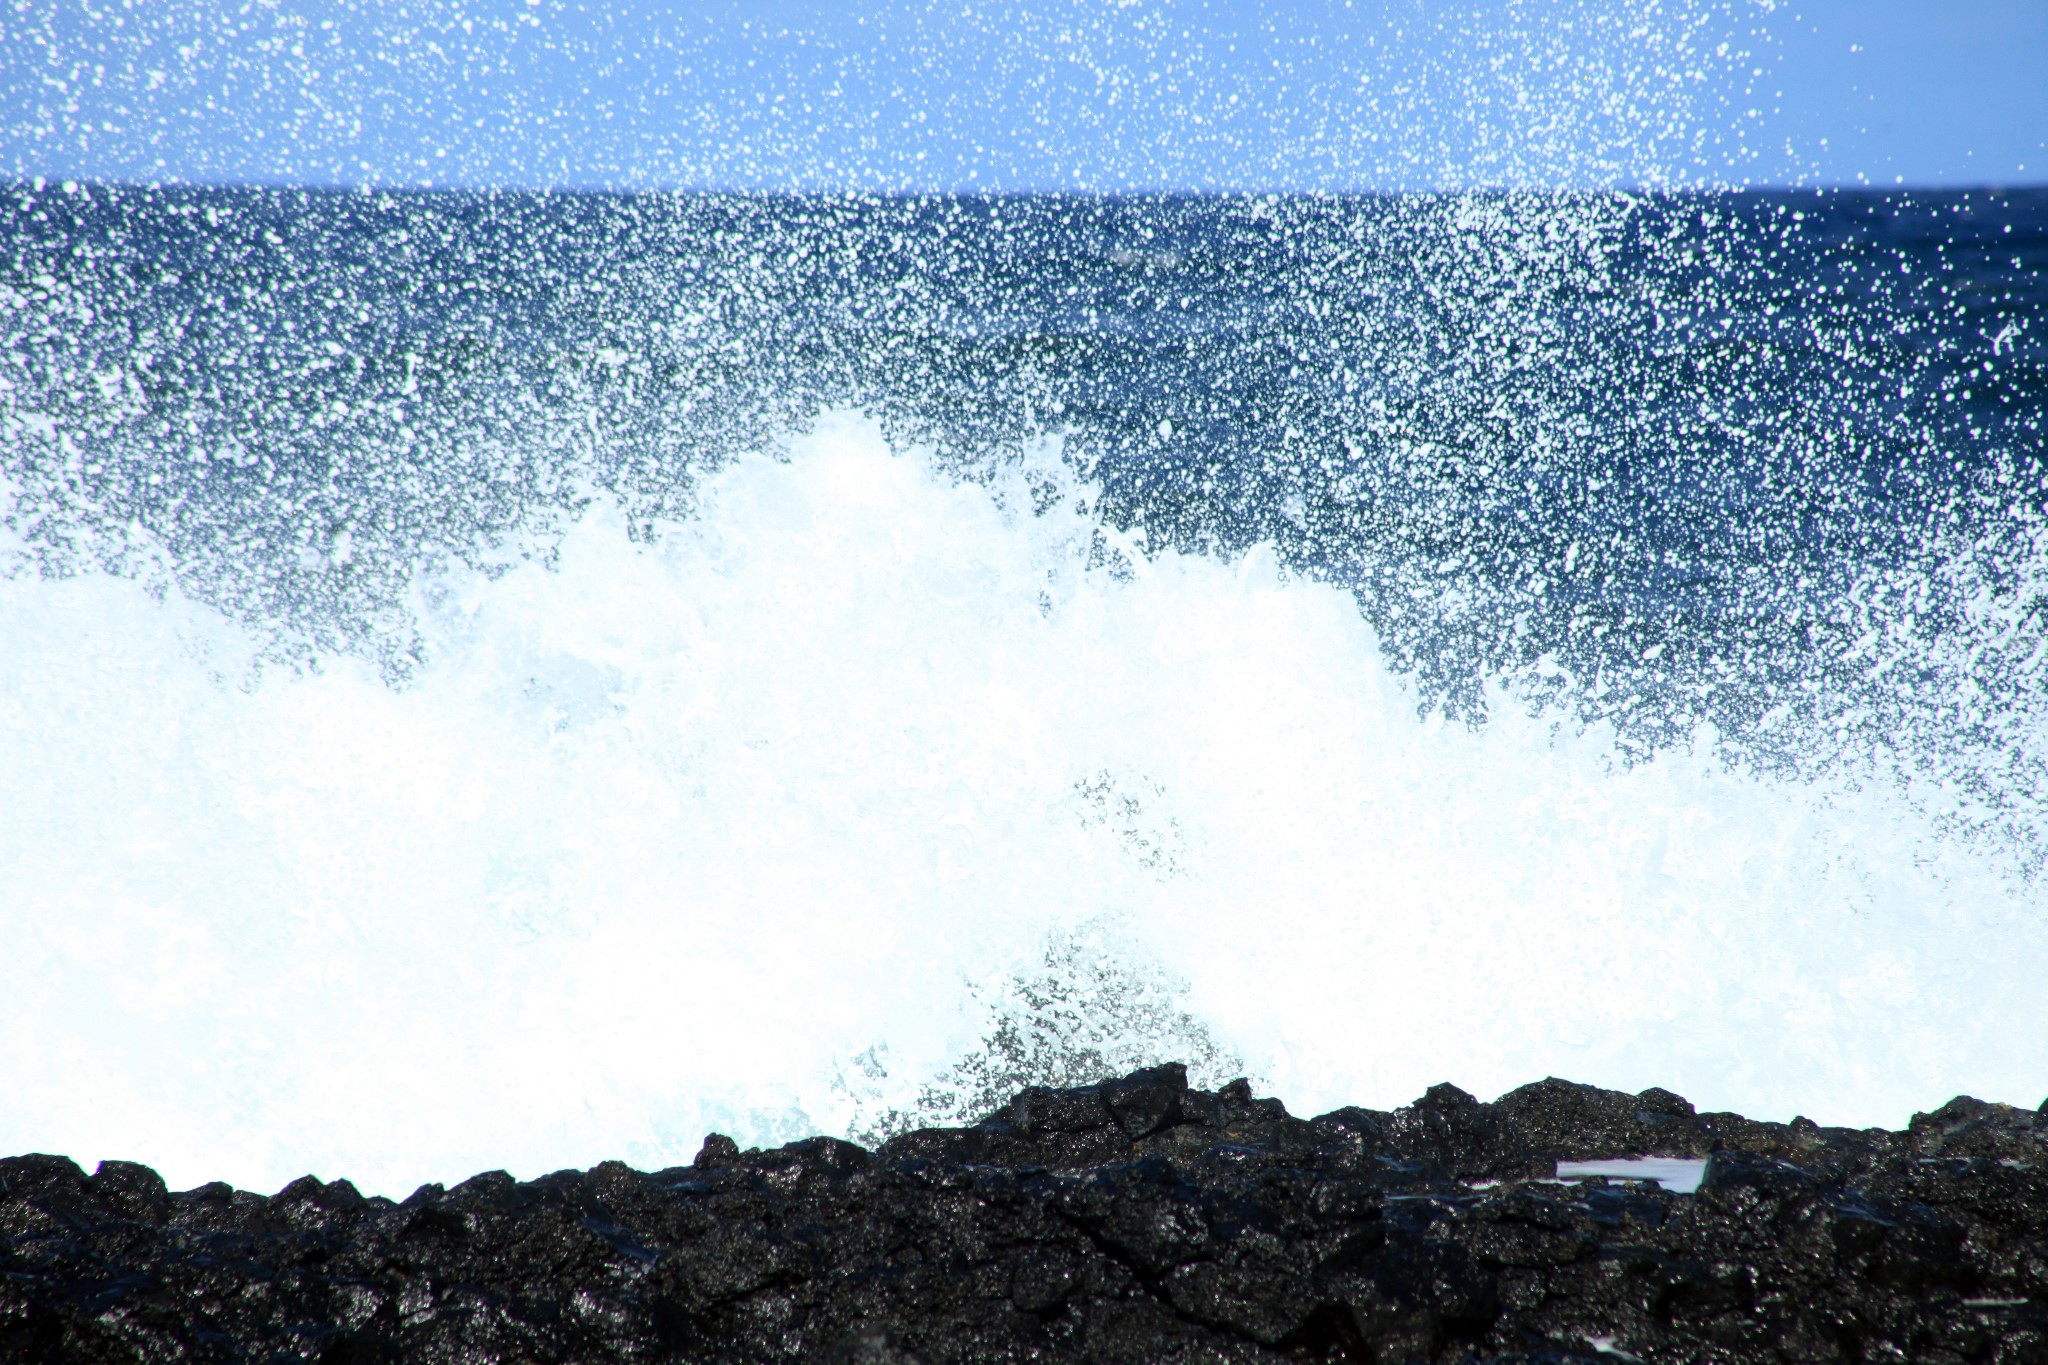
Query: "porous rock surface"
6 1066 2048 1362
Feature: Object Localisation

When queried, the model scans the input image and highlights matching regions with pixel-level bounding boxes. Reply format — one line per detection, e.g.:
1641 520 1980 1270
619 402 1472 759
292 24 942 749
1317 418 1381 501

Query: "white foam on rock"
1555 1158 1710 1194
0 416 2039 1196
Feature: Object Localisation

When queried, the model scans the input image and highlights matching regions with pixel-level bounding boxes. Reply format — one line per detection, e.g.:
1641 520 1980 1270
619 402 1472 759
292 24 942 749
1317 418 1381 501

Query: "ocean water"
2 183 2044 1197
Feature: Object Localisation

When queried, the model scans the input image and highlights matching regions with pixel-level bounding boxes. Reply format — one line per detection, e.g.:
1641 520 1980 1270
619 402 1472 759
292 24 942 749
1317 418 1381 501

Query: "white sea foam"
1554 1159 1709 1194
0 416 2039 1197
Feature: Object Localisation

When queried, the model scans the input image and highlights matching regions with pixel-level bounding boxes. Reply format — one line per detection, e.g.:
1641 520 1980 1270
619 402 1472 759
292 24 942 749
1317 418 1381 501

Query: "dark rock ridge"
6 1066 2048 1363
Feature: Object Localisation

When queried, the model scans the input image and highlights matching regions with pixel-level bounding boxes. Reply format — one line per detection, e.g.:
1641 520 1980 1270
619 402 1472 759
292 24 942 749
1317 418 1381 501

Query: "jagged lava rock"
6 1065 2048 1362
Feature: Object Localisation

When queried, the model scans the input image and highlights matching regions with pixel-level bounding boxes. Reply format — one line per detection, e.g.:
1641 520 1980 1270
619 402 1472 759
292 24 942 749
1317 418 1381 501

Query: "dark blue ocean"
2 184 2045 1193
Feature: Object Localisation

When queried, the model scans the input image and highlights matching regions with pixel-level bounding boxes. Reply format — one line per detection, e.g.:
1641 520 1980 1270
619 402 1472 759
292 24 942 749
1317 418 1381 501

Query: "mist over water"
2 177 2045 1196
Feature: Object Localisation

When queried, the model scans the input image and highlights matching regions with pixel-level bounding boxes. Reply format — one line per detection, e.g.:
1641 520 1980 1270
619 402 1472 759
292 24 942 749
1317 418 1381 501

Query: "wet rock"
5 1067 2048 1362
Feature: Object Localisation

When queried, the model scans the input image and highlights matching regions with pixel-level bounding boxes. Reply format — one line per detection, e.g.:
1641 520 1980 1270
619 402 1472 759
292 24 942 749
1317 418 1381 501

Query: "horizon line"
12 176 2048 199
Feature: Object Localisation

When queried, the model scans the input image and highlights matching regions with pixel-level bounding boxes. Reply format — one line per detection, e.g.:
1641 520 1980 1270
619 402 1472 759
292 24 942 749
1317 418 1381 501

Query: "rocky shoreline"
5 1065 2046 1362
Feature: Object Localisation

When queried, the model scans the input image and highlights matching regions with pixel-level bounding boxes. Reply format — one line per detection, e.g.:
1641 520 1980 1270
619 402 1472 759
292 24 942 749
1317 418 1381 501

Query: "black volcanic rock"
6 1065 2048 1362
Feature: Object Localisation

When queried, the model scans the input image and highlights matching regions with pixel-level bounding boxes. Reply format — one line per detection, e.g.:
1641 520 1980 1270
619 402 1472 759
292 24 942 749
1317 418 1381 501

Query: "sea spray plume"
9 186 2039 818
3 417 2042 1197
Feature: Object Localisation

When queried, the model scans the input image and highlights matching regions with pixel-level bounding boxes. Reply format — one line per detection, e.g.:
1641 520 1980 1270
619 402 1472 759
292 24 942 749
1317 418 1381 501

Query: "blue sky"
2 0 2042 190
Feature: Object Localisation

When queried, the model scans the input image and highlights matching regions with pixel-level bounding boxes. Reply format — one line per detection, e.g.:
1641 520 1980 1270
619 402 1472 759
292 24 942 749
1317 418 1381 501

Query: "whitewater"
3 400 2041 1197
